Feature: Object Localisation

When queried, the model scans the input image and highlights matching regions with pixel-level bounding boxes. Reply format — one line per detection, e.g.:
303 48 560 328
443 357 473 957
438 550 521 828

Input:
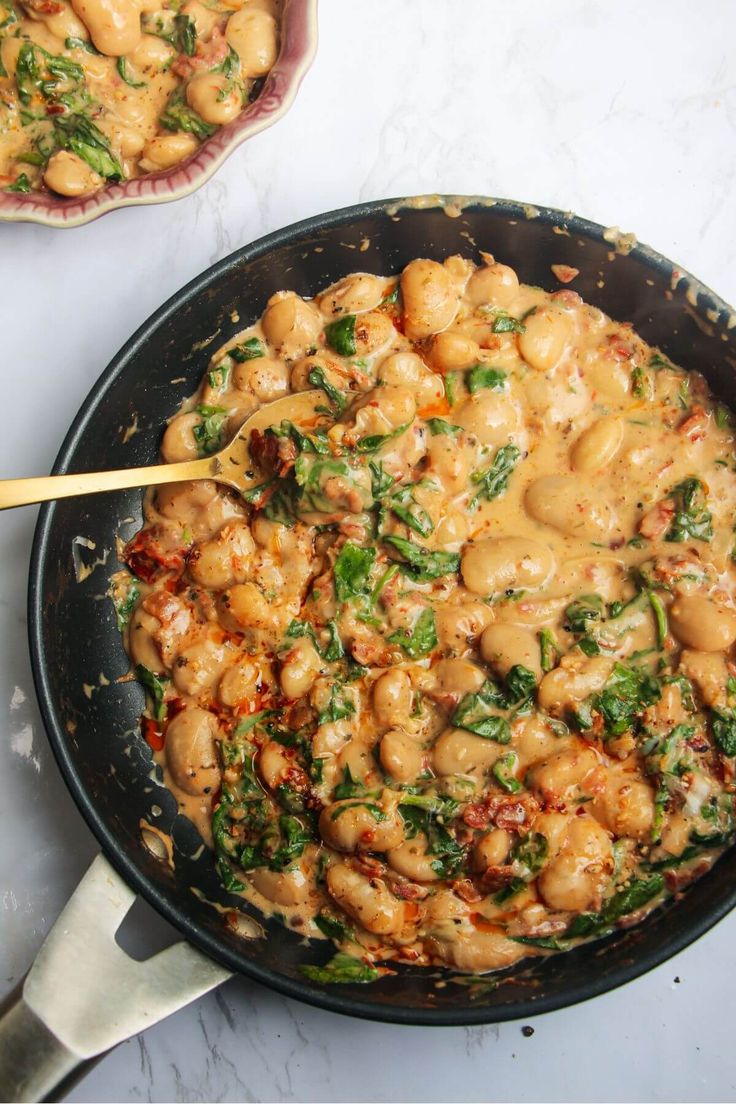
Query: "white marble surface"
2 1 736 1100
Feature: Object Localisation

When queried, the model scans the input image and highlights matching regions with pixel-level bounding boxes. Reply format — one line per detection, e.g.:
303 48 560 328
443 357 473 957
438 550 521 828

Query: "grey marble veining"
2 0 736 1100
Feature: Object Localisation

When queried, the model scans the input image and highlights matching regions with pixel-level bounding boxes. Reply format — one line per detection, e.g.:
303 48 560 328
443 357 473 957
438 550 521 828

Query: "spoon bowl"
0 390 327 511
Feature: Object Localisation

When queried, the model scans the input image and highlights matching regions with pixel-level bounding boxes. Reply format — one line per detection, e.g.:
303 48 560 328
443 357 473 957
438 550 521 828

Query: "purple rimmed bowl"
0 0 317 228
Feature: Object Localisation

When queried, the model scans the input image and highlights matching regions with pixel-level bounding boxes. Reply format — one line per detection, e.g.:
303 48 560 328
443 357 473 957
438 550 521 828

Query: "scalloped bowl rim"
0 0 318 228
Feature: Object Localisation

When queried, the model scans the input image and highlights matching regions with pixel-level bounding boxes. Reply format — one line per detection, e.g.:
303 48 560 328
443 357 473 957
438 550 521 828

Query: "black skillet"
7 197 736 1089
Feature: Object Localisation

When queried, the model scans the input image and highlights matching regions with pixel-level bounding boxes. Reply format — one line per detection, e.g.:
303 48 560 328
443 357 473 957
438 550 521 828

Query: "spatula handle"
0 855 231 1103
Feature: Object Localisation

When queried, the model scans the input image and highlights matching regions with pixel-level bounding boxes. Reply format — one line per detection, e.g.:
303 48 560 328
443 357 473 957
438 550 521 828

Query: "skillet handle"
0 854 232 1103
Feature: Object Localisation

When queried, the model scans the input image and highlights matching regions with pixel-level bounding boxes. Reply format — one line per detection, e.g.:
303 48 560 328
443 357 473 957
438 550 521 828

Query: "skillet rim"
27 194 736 1026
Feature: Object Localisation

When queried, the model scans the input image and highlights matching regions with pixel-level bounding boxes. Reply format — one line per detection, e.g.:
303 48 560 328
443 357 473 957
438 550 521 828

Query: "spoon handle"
0 458 212 510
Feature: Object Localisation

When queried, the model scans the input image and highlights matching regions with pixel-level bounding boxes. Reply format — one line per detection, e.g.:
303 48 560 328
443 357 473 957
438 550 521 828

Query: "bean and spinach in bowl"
0 0 279 196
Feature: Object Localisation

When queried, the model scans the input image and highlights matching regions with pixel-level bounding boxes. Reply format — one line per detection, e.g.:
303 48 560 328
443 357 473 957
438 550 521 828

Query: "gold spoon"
0 390 328 511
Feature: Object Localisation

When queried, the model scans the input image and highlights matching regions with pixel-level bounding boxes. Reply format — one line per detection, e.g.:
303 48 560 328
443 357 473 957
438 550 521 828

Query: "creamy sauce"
0 0 281 196
114 254 736 978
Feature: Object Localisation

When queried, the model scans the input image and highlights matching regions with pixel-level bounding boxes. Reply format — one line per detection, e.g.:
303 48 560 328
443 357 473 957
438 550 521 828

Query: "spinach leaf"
333 765 368 800
216 855 246 893
428 821 466 877
397 794 464 875
299 952 380 985
451 681 511 742
715 405 733 430
368 459 395 498
219 800 313 873
564 594 604 633
160 90 216 140
65 36 100 53
5 173 31 193
307 366 348 413
314 912 354 941
690 829 733 849
689 795 735 847
386 483 433 537
193 404 227 456
643 846 702 872
285 617 343 662
492 751 522 793
598 663 660 734
317 683 355 725
14 43 40 105
174 12 197 54
466 365 507 394
470 443 520 507
539 628 558 673
353 421 411 454
321 619 345 661
566 874 664 937
489 311 526 334
265 816 314 871
711 709 736 757
141 11 197 54
512 935 567 951
426 418 462 437
111 580 140 631
116 56 146 87
54 114 124 180
665 478 713 543
242 477 278 507
494 832 548 903
233 710 274 738
207 363 230 390
324 315 357 357
399 792 459 818
647 589 668 649
445 372 460 407
388 607 437 658
230 337 265 362
330 801 386 822
294 455 371 514
270 420 330 456
631 365 652 400
383 534 460 581
504 664 537 706
576 662 660 737
46 54 84 83
333 542 376 603
135 664 168 722
285 618 315 644
16 150 47 166
649 352 673 370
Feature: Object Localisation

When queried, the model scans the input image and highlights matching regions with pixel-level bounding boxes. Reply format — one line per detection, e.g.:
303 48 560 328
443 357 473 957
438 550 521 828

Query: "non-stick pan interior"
28 197 736 1025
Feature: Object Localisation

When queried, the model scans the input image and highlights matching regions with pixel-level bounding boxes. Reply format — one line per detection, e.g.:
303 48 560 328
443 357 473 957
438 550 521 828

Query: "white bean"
400 258 458 339
326 863 406 935
525 475 618 541
571 417 624 474
373 669 413 727
461 536 554 597
669 596 736 652
165 708 221 796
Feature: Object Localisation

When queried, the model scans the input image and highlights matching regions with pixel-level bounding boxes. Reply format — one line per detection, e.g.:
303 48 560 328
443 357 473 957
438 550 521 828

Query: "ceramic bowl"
0 0 317 228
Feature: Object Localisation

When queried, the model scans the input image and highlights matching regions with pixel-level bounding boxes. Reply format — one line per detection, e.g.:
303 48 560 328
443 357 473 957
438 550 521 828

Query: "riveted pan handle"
0 854 232 1103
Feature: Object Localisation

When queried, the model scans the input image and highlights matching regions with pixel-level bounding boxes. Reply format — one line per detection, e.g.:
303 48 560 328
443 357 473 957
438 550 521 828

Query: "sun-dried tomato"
142 716 164 752
123 527 184 584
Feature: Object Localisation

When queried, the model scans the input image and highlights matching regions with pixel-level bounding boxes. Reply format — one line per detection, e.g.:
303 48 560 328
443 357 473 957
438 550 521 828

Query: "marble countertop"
2 1 736 1100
